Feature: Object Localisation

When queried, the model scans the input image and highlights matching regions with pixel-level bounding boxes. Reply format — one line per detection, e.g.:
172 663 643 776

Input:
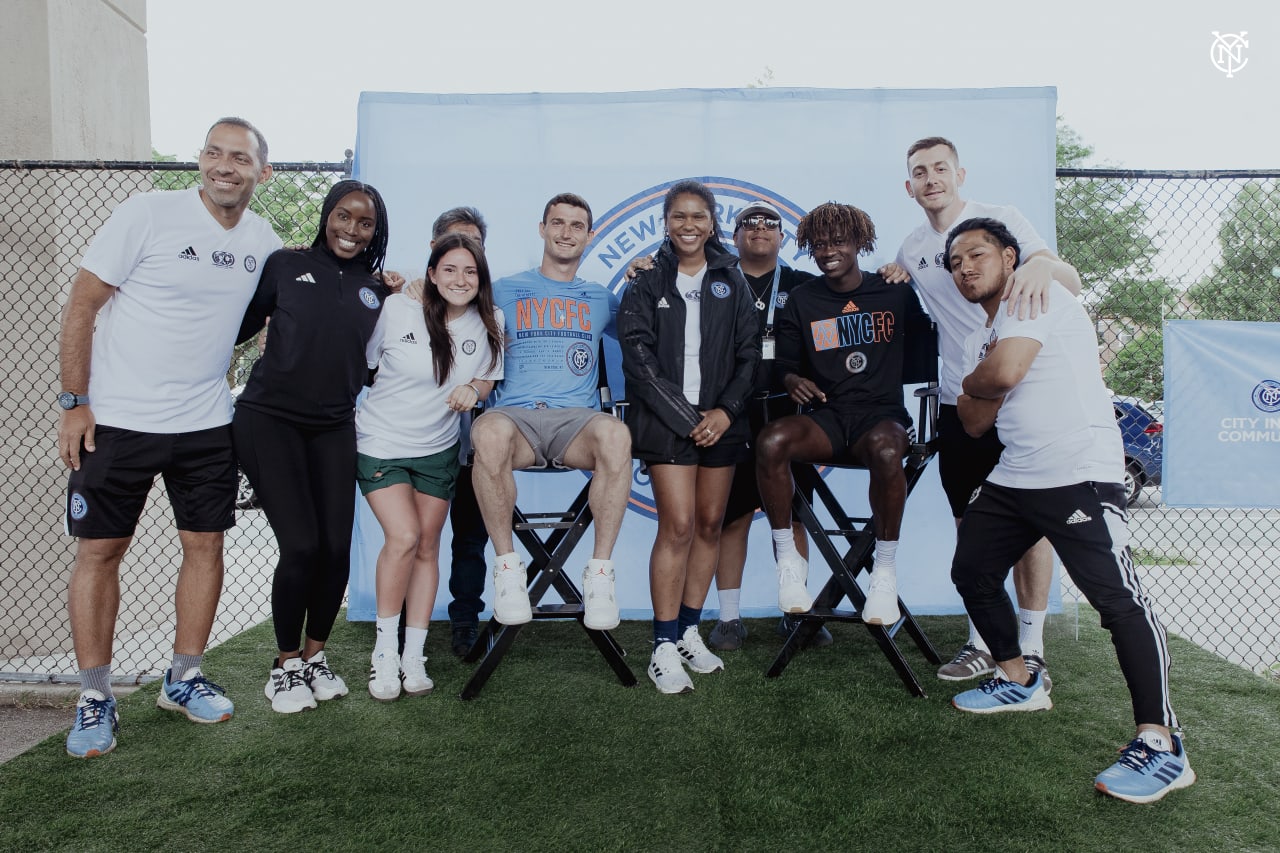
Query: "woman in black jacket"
619 179 760 694
232 180 392 714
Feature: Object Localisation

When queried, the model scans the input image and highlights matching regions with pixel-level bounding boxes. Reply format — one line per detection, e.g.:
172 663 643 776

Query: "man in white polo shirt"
896 136 1081 688
57 117 282 758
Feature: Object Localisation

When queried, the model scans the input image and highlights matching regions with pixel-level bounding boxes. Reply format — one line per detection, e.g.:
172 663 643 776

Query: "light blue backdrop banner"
347 86 1059 621
1164 320 1280 507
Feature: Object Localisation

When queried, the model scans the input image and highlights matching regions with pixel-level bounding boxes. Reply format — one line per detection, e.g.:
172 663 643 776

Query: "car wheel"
1123 462 1143 507
235 467 261 511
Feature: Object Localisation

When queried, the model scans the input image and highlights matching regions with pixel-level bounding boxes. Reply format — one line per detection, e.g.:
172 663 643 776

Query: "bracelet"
465 383 482 401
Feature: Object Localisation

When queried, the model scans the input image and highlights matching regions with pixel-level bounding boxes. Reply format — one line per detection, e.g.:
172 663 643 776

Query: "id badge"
761 336 776 361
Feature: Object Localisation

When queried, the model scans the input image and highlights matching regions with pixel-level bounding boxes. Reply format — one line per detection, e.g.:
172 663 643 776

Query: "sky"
146 0 1276 170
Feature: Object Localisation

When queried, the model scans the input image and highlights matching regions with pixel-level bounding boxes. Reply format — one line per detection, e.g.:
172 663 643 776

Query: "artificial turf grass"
2 611 1278 852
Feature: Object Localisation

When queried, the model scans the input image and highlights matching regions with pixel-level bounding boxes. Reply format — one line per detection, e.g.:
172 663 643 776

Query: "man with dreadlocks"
755 202 929 625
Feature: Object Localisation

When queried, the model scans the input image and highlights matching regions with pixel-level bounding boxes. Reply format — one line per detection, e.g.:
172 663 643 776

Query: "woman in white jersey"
619 180 760 694
357 233 504 700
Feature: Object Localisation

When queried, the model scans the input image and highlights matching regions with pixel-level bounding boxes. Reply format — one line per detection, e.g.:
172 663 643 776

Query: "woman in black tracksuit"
231 180 391 714
619 179 759 694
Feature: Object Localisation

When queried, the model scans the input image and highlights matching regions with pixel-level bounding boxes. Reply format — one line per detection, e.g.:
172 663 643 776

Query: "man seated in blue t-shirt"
470 193 631 632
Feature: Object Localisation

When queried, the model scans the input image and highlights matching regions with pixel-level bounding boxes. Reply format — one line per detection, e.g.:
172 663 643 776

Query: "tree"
1104 329 1163 402
1187 180 1280 322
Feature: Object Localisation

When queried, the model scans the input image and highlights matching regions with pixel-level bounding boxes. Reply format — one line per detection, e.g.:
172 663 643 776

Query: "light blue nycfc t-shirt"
489 268 619 410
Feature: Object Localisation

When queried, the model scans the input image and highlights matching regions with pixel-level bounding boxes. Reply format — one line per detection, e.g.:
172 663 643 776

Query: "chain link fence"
1 163 1277 683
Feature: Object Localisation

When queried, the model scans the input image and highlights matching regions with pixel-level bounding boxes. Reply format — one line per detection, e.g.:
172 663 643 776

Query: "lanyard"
764 265 782 332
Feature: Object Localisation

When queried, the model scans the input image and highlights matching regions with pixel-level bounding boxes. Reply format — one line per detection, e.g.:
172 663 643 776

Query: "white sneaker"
676 625 724 674
492 560 532 625
264 658 317 714
862 569 900 625
582 564 620 630
368 649 402 702
777 553 813 613
302 650 348 701
400 653 435 696
647 642 694 695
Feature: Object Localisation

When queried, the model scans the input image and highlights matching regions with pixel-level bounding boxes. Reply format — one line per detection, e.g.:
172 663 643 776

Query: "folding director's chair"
765 321 945 697
461 347 637 699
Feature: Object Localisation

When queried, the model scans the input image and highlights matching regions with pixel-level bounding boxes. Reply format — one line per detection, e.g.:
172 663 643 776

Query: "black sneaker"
776 615 833 648
451 625 478 658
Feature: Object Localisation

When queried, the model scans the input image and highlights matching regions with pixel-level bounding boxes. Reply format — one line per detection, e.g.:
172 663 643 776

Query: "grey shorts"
476 406 609 470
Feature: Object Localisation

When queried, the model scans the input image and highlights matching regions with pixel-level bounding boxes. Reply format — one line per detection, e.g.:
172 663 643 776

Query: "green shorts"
356 442 461 501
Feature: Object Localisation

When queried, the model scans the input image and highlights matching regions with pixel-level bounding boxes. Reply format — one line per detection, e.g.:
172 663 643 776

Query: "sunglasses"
737 215 782 232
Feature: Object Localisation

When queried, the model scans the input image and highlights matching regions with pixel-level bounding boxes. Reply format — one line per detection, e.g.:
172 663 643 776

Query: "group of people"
54 117 1193 804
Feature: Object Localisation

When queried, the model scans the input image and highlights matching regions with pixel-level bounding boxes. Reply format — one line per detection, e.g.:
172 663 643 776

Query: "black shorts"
636 438 748 469
805 402 911 462
65 424 237 539
938 403 1004 518
722 395 813 523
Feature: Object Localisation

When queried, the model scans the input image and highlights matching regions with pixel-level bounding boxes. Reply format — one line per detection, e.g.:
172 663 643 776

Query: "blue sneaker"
156 667 234 723
951 669 1053 714
1095 733 1196 804
66 690 118 759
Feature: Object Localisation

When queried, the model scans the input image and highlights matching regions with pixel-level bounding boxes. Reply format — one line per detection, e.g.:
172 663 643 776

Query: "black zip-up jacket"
619 239 760 460
234 245 390 427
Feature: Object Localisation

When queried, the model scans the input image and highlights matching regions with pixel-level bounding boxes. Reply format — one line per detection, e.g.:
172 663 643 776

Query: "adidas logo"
1066 509 1092 525
178 246 198 261
917 257 928 270
657 297 670 308
295 272 316 283
399 332 417 344
841 300 859 314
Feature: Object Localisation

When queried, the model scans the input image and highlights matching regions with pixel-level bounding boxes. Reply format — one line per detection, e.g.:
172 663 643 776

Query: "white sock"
718 587 741 622
493 551 521 571
773 528 797 560
1018 608 1047 657
1137 729 1172 753
967 618 991 652
586 557 613 577
374 613 400 655
873 540 898 575
404 626 429 659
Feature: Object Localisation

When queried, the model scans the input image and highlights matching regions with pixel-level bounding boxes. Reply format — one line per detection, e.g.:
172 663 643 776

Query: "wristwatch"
56 391 90 410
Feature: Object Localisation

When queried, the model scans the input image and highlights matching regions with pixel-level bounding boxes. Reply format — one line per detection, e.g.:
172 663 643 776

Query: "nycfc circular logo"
934 252 946 268
566 342 593 376
70 492 88 520
1210 31 1248 78
1252 379 1280 413
358 287 381 309
243 255 257 273
582 177 812 518
461 339 477 355
776 292 788 308
845 352 868 374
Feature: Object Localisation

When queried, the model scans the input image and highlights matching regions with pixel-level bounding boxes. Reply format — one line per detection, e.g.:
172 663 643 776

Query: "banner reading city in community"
1164 320 1280 508
348 86 1058 619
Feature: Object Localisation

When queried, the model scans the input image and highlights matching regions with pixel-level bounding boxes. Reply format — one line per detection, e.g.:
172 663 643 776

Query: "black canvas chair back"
766 319 944 697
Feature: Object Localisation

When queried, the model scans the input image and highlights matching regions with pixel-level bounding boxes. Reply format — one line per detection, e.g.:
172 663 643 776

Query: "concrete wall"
0 0 149 159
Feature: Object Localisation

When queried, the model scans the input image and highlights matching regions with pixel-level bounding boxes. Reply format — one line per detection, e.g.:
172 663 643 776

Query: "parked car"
1113 398 1163 506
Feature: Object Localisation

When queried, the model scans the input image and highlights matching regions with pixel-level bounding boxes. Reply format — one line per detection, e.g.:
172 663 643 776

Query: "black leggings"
232 407 356 652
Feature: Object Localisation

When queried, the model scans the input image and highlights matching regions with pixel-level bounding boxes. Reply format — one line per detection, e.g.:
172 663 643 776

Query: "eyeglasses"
736 215 782 232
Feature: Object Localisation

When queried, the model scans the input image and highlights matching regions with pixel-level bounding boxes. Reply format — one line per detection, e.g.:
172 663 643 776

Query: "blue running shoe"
156 667 234 723
951 669 1053 714
1095 734 1196 804
66 690 118 759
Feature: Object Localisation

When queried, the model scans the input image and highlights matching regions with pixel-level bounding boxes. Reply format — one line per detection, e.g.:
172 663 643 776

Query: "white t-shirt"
356 294 504 459
961 281 1123 489
79 187 282 432
896 200 1049 405
678 265 707 405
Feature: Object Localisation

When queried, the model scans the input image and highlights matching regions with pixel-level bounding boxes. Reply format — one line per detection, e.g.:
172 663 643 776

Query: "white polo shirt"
356 294 505 460
896 200 1049 405
79 187 281 433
